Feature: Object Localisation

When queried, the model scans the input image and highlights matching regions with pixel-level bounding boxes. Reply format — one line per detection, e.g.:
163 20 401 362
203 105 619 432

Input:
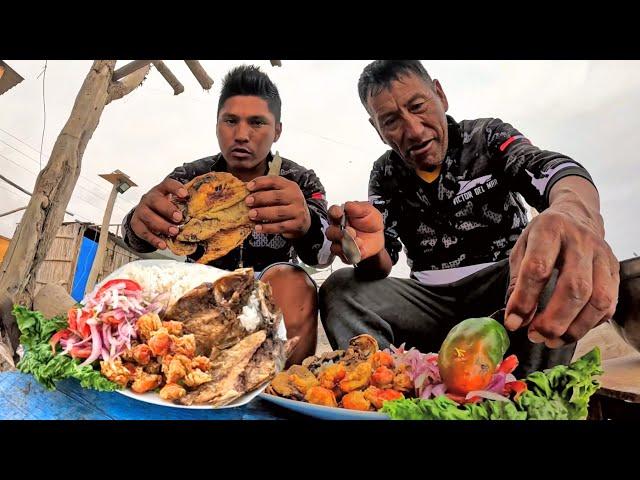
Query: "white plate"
259 393 390 420
100 259 287 409
117 379 272 410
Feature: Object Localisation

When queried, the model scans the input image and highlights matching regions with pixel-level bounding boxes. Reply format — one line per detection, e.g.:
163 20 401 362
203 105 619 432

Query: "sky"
1 60 639 278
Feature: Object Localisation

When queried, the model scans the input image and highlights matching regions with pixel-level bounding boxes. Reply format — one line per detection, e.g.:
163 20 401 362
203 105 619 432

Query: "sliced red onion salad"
145 292 171 317
385 344 524 403
386 344 441 398
56 278 148 365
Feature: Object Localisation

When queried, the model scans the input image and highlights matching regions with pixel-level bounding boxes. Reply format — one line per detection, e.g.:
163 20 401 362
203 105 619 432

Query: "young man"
320 60 621 376
122 65 333 364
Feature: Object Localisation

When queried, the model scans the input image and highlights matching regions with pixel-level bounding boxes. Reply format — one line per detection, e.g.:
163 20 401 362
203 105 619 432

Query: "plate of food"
14 260 295 409
261 318 605 420
260 392 389 420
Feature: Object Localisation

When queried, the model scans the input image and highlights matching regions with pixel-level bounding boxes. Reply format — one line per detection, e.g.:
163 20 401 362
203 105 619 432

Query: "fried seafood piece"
127 344 152 366
317 363 347 390
100 358 132 387
267 364 319 399
123 362 137 375
288 365 321 397
165 171 253 259
178 308 243 357
162 321 184 336
191 355 212 372
371 351 394 370
143 360 162 375
196 225 253 265
370 365 395 389
338 362 372 393
341 391 372 411
393 365 413 393
184 172 250 218
304 386 338 407
363 386 405 410
183 369 213 388
130 369 163 394
159 383 187 401
147 329 173 356
170 334 196 358
301 350 345 376
176 201 252 242
136 312 163 342
164 354 193 384
341 334 379 367
166 238 197 256
161 354 174 376
267 372 295 398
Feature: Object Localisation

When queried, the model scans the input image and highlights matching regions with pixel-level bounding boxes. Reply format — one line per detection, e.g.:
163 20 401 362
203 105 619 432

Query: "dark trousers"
319 259 576 377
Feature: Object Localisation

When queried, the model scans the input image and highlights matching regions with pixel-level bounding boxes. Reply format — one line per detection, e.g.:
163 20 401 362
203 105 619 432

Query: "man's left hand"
505 188 619 347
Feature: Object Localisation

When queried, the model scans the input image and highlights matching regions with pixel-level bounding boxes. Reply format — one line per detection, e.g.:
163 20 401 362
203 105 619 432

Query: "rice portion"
106 260 232 304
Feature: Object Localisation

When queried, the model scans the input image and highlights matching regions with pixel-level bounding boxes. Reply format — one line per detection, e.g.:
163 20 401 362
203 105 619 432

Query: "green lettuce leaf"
382 348 602 420
13 305 120 392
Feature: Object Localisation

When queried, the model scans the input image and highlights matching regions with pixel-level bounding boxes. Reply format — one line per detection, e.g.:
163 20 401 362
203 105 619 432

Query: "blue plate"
259 393 389 420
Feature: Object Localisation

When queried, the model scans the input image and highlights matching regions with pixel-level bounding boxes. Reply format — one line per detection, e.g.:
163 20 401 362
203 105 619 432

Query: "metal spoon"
340 204 362 265
489 308 506 323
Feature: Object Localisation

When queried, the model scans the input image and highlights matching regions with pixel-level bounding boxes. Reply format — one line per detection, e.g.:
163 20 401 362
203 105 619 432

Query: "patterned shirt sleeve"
484 118 595 211
368 155 402 265
121 207 155 253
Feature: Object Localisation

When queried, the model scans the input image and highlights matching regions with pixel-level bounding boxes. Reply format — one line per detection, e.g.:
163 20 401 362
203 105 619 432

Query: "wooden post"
84 183 119 295
184 61 214 90
152 61 184 95
112 61 152 82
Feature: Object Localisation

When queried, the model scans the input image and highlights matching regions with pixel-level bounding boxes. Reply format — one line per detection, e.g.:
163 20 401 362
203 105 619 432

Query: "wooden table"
589 351 640 420
0 372 301 420
4 355 638 420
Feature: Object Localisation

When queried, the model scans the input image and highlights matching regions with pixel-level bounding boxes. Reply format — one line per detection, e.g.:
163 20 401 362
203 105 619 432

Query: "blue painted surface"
0 372 290 420
71 236 98 301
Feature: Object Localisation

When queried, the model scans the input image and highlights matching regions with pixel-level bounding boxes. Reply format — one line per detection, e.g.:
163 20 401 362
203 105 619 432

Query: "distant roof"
0 61 24 95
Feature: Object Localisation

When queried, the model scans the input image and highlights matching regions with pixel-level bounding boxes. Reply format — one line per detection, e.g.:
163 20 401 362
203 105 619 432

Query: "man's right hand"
326 201 385 263
130 177 188 250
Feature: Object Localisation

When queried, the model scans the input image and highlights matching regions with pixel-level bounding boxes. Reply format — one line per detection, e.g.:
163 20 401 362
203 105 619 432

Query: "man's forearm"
548 176 603 234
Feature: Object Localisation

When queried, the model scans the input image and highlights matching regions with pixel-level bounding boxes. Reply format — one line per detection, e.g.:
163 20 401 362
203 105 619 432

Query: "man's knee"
261 265 317 316
319 267 358 304
262 265 315 292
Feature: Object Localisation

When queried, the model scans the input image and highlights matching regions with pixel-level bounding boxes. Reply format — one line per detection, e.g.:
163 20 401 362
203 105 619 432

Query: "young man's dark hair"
357 60 433 107
217 65 282 122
